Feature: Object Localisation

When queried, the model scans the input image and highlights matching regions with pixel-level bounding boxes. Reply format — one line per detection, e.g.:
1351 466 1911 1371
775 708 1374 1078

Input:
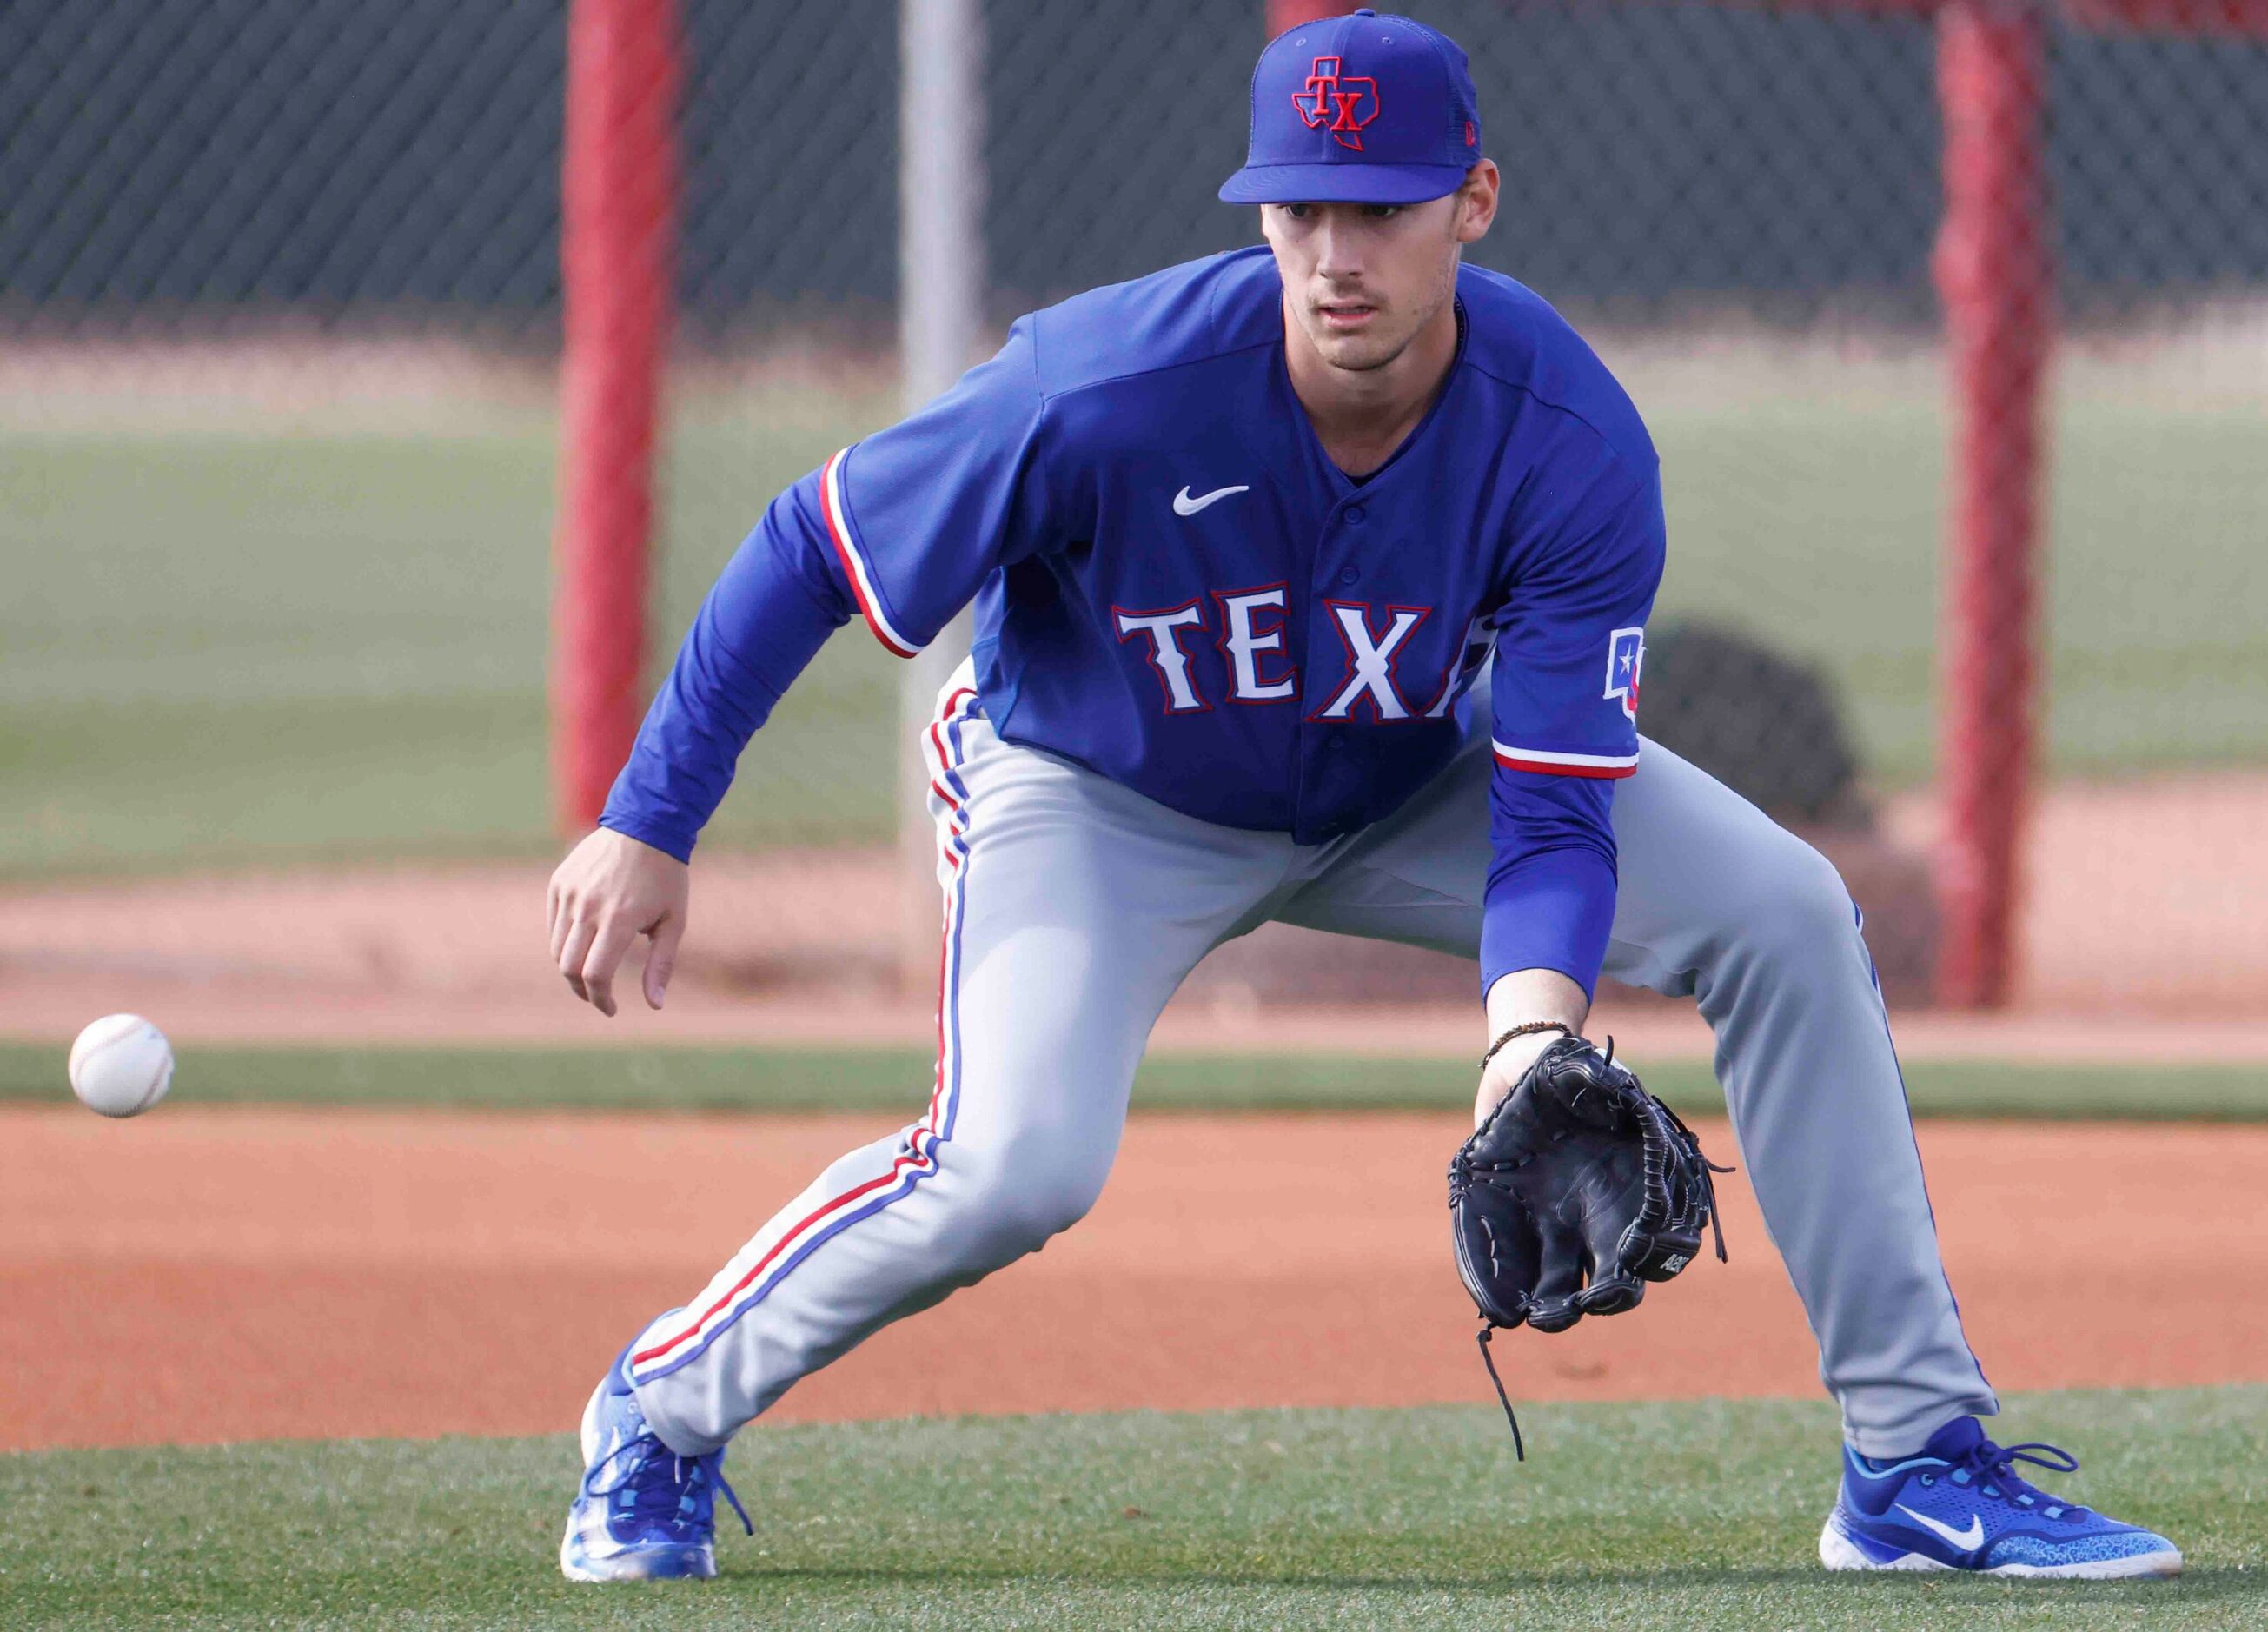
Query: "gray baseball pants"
627 664 1996 1459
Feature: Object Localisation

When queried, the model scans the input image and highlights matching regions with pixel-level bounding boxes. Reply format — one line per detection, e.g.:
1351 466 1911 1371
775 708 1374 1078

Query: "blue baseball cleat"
1820 1416 2181 1580
560 1341 751 1582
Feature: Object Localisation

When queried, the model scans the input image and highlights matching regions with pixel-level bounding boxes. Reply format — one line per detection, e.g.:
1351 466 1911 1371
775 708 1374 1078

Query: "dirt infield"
4 1106 2254 1453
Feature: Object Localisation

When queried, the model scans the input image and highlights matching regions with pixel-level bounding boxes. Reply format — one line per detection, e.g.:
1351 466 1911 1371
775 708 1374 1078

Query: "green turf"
0 396 901 879
4 1041 2264 1120
5 362 2261 877
1 1389 2257 1628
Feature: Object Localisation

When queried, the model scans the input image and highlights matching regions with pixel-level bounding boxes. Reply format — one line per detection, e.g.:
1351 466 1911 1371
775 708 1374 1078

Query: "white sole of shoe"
1820 1516 2184 1580
560 1535 717 1582
560 1535 717 1583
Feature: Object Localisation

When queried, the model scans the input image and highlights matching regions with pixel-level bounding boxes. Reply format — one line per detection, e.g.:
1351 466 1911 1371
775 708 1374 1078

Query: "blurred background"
3 0 2265 1045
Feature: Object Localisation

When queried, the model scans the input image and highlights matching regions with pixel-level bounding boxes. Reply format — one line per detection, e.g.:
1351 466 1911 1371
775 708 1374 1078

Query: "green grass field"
2 396 902 879
5 352 2262 879
3 1390 2258 1629
3 1040 2265 1119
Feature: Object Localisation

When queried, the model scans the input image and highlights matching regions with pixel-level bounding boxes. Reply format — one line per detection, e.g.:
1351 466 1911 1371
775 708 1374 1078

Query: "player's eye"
1363 204 1403 221
1282 202 1312 221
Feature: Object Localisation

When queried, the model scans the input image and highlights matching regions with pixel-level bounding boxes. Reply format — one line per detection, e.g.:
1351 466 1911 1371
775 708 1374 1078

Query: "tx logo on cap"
1291 56 1380 150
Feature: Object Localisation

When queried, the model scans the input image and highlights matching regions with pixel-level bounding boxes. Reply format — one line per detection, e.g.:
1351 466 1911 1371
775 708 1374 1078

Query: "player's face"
1262 165 1498 374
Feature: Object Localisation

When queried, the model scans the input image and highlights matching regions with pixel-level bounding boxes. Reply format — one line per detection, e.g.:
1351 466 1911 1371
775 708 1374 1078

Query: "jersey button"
1343 505 1367 524
1338 567 1360 585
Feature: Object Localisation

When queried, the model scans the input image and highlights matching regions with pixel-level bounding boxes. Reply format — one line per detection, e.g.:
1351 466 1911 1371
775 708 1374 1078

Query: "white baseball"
68 1014 175 1118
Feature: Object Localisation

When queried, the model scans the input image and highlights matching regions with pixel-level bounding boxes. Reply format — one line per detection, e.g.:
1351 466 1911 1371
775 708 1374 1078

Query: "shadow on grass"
731 1558 2244 1600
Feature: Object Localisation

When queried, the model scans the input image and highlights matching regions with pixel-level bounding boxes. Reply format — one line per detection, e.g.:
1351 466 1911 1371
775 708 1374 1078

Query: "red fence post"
551 0 680 833
1266 0 1356 36
1933 2 2051 1007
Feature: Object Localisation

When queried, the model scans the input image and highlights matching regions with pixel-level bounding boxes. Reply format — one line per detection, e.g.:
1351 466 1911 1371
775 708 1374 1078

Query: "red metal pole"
1267 0 1356 36
1932 2 2050 1007
2060 0 2268 33
552 0 680 833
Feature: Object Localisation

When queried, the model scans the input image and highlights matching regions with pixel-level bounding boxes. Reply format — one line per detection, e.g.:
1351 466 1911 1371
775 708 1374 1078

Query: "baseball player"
548 10 2180 1583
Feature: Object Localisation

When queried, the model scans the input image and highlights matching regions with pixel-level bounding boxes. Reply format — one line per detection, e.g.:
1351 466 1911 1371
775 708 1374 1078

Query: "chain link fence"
4 0 2264 1017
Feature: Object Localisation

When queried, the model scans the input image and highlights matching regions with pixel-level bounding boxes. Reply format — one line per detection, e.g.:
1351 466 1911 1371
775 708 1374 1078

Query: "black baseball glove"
1447 1032 1729 1453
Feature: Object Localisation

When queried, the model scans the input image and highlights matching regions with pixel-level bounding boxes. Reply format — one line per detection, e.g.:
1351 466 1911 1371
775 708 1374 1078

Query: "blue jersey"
605 248 1664 998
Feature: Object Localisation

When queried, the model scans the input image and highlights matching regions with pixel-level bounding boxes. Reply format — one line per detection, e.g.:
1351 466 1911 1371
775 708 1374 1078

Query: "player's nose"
1310 216 1366 281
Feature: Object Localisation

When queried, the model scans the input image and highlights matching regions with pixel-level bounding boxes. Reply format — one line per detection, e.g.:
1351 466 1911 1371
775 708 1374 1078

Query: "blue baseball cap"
1219 8 1482 206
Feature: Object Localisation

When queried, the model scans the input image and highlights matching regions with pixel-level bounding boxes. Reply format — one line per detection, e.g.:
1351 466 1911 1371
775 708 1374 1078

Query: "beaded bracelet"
1479 1018 1577 1070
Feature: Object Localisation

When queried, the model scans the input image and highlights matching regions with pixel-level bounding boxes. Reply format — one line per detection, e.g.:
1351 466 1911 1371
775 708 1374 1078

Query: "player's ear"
1455 160 1500 245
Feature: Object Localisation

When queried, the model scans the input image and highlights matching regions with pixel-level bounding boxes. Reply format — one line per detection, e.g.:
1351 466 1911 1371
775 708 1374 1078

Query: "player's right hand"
547 827 690 1018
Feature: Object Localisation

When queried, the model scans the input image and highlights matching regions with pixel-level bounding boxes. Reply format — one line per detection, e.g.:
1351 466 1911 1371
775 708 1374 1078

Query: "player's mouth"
1316 301 1379 332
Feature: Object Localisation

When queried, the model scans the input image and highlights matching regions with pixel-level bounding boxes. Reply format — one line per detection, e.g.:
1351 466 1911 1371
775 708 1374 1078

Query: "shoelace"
585 1430 754 1537
1946 1436 2084 1512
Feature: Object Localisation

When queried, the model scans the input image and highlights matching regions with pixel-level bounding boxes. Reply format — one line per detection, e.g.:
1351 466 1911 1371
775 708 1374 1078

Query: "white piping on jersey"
820 447 924 659
1491 740 1641 779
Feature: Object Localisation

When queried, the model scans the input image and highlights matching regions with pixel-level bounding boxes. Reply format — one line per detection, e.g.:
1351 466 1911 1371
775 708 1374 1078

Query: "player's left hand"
1473 1027 1561 1128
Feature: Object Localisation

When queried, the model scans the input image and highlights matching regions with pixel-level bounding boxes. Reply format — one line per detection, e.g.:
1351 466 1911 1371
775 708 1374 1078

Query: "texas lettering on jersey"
1113 592 1488 723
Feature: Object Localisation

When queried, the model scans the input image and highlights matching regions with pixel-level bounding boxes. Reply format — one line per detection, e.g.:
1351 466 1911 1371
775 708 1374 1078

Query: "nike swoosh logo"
1172 483 1250 517
1894 1503 1985 1551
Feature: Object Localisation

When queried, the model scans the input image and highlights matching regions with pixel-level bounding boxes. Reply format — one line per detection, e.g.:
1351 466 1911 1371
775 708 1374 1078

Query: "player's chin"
1310 328 1408 373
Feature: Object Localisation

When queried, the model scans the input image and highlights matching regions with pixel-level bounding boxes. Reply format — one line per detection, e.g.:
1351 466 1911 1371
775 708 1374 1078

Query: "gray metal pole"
897 0 985 985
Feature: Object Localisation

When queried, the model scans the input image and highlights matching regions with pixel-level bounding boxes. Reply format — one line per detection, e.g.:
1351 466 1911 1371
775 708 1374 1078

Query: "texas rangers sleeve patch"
1489 624 1646 778
1605 626 1644 720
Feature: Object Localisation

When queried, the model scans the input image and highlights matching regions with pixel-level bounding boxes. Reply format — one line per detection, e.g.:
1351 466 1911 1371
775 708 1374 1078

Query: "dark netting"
0 0 566 319
9 2 2265 326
